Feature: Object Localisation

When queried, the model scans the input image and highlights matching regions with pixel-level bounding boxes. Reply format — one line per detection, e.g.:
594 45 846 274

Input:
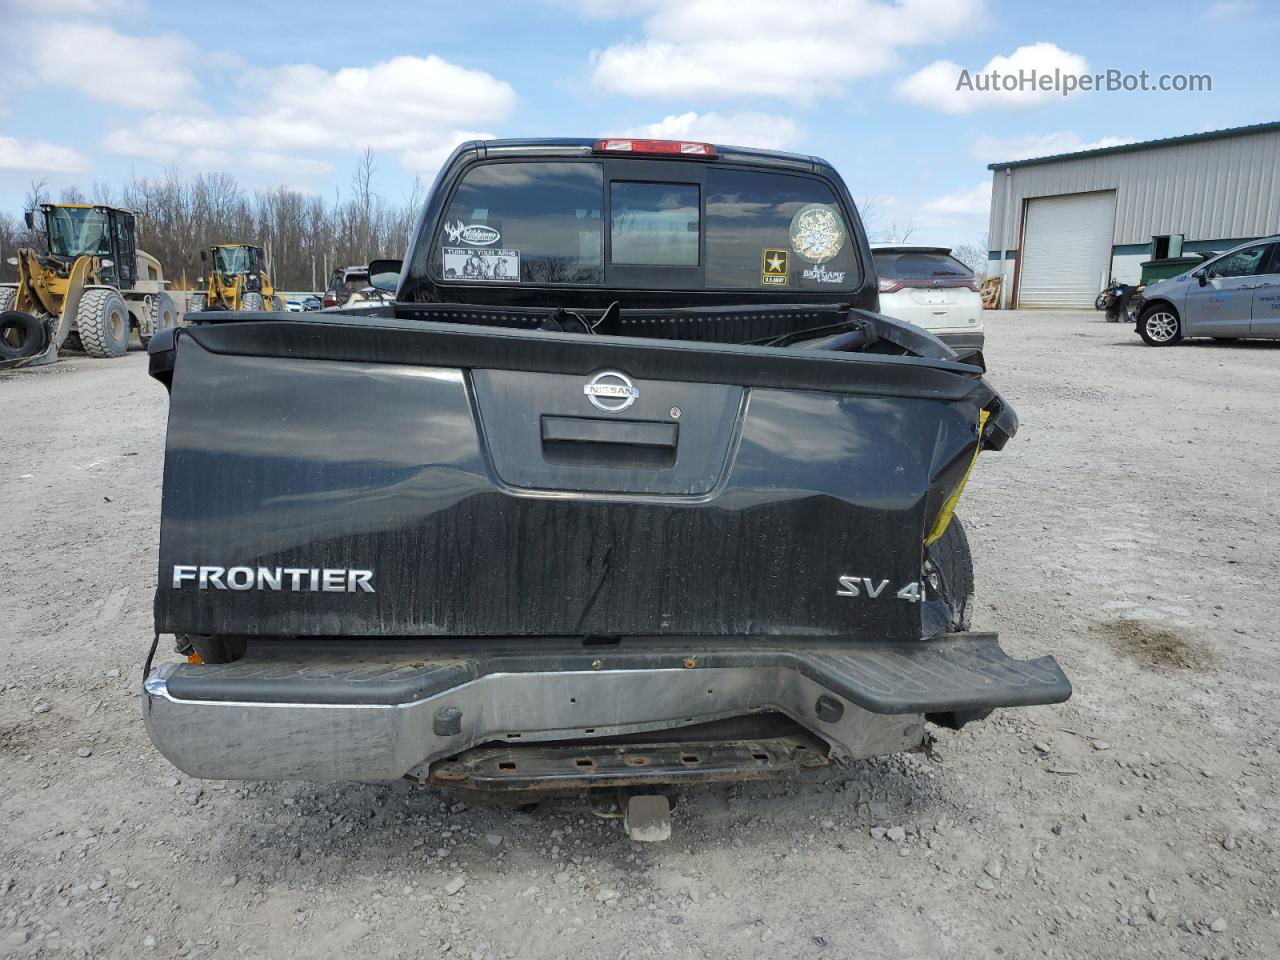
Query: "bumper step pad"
162 632 1070 715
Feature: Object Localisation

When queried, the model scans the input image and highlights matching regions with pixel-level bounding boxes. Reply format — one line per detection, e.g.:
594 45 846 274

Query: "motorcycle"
1097 279 1134 322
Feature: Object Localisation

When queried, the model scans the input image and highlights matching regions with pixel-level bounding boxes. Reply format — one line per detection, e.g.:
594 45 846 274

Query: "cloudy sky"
0 0 1273 247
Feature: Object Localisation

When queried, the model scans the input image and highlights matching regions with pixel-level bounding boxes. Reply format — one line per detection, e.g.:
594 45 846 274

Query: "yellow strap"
924 409 991 547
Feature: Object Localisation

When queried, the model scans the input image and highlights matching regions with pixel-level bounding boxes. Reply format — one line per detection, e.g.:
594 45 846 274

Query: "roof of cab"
472 138 828 173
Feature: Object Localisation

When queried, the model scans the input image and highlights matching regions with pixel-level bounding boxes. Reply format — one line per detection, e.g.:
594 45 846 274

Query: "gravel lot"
2 310 1278 959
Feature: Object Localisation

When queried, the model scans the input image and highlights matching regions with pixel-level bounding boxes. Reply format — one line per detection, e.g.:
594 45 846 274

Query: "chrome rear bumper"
143 635 1070 782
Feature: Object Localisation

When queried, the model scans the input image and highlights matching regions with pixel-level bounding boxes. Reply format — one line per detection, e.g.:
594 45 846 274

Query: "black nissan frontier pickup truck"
143 137 1070 790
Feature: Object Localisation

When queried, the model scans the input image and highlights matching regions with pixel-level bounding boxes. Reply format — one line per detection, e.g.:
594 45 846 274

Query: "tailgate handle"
542 416 677 448
540 416 678 468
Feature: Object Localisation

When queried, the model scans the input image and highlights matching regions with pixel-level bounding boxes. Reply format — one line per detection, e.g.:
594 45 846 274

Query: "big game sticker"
789 203 846 264
443 247 520 281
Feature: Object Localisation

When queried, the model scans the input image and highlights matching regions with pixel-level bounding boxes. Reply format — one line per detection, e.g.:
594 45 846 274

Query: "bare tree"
875 218 917 244
856 195 879 239
2 154 424 290
951 236 989 276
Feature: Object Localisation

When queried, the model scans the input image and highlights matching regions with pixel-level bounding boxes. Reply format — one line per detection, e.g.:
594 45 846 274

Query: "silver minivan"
1135 236 1280 345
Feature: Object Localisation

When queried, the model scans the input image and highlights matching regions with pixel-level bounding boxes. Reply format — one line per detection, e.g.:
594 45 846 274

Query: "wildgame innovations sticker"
443 219 501 245
443 247 520 281
761 248 789 285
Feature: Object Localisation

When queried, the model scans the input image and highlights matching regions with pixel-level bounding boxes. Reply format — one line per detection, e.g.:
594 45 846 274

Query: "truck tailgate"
150 316 1001 642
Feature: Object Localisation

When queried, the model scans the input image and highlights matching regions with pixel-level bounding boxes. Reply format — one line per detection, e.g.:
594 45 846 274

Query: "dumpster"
1139 254 1214 285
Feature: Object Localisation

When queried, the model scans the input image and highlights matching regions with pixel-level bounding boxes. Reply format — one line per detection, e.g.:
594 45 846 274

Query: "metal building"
987 121 1280 308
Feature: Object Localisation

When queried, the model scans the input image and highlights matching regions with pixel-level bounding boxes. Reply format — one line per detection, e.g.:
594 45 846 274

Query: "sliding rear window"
610 181 700 266
874 252 973 280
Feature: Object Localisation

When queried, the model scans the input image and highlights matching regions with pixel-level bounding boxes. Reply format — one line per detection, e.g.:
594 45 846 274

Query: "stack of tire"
0 287 48 363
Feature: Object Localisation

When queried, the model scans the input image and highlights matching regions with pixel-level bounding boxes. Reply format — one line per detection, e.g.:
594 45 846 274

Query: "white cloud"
30 24 200 110
920 181 991 218
104 55 516 177
236 57 515 157
896 42 1088 114
0 135 92 173
245 152 333 177
590 0 984 102
1206 0 1259 18
968 131 1133 164
622 111 803 151
8 0 142 12
103 114 233 160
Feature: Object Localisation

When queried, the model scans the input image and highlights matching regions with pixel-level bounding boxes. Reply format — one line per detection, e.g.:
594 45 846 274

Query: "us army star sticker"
762 248 788 285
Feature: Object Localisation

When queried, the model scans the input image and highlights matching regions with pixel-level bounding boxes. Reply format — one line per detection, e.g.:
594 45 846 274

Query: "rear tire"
925 514 975 632
0 285 16 313
139 292 177 347
1138 304 1182 346
187 293 207 314
75 288 131 357
241 292 264 312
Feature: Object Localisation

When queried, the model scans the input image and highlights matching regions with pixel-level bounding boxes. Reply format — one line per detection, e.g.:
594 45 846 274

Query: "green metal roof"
987 120 1280 171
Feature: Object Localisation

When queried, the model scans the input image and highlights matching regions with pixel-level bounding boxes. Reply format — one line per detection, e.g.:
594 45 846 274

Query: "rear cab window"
874 251 974 281
429 157 862 293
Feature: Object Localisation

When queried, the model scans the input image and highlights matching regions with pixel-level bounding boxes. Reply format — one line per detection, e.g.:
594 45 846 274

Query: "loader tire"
139 292 177 347
0 310 48 359
0 285 15 313
925 514 975 632
187 293 207 314
241 292 265 312
62 331 84 353
75 287 131 358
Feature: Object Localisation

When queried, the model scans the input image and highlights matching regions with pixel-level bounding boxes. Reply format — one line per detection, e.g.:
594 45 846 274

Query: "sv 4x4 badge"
837 576 921 602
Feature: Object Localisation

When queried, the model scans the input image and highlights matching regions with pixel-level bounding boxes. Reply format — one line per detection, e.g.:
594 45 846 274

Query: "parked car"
871 244 984 351
302 295 322 312
143 138 1069 791
284 298 305 313
1133 237 1280 345
321 267 369 308
340 286 394 310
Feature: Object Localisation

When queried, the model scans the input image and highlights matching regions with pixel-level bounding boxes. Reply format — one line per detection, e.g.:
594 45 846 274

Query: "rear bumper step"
143 633 1070 782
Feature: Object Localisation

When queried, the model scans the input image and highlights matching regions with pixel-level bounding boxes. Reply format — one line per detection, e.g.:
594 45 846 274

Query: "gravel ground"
1 311 1278 960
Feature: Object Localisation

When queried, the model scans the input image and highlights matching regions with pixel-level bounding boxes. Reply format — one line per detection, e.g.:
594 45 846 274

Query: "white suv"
871 244 984 352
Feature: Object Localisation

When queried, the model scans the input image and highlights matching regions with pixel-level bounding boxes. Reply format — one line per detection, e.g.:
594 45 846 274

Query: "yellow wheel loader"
0 203 178 367
189 244 283 313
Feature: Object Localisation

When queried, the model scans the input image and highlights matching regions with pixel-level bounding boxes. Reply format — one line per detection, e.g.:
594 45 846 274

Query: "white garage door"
1018 191 1117 308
